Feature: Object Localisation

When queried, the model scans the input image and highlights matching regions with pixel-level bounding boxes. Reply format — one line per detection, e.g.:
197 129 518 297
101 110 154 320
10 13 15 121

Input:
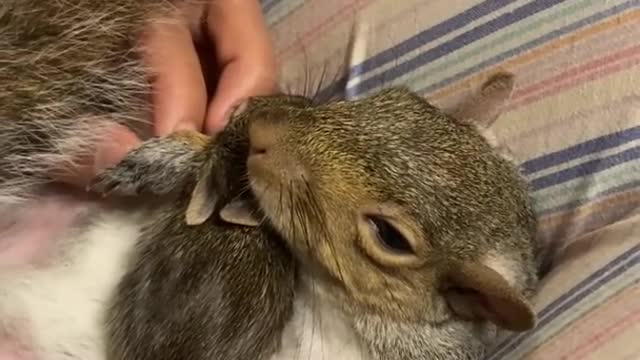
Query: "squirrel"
88 70 539 360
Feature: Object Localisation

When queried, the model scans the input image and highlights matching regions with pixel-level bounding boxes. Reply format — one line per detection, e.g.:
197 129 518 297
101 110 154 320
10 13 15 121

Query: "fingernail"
219 108 234 128
173 121 197 133
229 100 248 121
221 99 248 126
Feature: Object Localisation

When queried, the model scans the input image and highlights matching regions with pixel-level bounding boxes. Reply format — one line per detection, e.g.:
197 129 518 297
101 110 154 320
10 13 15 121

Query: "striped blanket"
262 1 640 359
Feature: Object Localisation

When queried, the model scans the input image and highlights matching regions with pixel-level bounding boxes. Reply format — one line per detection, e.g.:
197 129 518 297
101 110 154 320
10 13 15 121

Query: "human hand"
55 0 278 187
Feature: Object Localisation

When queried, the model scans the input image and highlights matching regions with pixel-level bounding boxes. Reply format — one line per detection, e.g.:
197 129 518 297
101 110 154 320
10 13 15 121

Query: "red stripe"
506 46 640 110
513 43 640 99
277 0 372 57
572 309 640 359
523 285 639 358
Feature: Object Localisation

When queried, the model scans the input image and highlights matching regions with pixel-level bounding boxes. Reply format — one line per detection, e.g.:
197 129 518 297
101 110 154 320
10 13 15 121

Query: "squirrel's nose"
248 119 281 156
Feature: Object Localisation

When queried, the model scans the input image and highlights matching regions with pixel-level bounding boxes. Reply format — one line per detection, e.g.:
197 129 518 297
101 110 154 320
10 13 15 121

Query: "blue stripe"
536 179 640 216
529 145 640 191
316 0 562 100
318 79 346 101
266 1 306 27
347 0 566 96
522 126 640 175
349 0 517 78
263 0 281 14
417 0 639 95
316 0 637 101
487 244 640 360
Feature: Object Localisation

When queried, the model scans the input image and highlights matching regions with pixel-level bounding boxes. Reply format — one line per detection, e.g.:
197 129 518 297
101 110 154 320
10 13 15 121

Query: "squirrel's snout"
247 118 308 188
248 119 282 157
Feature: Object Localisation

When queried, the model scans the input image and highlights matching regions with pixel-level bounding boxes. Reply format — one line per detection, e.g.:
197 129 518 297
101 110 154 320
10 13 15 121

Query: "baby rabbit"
91 71 539 360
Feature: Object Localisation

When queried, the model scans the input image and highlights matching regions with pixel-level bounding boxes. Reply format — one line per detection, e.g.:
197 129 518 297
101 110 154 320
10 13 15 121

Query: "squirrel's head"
190 72 539 359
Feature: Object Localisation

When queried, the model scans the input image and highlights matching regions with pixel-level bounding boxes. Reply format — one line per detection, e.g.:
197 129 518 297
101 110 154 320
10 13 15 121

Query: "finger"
141 16 207 136
204 0 278 133
206 0 275 63
49 123 141 187
93 125 142 175
205 62 277 134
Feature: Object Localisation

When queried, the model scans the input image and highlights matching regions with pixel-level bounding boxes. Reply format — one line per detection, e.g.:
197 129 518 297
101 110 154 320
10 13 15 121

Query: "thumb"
50 123 141 187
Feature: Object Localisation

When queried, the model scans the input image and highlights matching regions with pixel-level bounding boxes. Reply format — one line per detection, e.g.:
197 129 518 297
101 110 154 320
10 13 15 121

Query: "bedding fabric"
262 0 640 359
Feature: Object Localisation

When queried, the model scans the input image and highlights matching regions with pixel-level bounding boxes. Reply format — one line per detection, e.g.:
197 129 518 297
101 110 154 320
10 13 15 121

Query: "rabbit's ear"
185 160 218 226
448 72 515 129
442 260 536 332
219 199 260 227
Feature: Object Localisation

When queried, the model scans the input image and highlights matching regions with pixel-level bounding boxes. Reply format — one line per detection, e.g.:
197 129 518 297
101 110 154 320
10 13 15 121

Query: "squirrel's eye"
367 215 414 254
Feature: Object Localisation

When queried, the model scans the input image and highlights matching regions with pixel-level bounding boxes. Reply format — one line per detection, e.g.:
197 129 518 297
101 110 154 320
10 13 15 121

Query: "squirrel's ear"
219 199 260 227
442 261 536 332
185 161 217 226
447 72 515 129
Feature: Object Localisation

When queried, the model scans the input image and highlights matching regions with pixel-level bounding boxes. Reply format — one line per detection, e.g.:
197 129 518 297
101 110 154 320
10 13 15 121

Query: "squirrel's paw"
88 136 203 197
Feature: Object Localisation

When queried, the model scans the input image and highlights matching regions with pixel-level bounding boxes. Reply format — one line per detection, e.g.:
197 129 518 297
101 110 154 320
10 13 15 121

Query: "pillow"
264 0 640 358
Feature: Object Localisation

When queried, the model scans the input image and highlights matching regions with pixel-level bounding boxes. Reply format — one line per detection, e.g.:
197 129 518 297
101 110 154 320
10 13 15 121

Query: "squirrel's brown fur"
94 82 539 359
